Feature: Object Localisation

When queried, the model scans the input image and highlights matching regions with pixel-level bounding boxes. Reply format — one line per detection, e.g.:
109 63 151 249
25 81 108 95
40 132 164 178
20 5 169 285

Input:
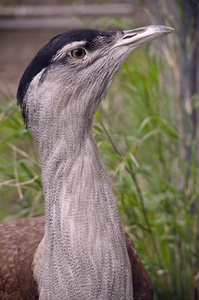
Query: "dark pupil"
74 49 84 57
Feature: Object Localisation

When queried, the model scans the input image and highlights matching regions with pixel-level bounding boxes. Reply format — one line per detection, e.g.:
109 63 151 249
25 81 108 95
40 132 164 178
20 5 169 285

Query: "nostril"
123 34 138 40
122 28 147 40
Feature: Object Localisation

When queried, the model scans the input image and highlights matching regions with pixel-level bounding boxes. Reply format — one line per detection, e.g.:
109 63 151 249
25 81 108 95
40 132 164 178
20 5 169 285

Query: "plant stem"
99 116 171 293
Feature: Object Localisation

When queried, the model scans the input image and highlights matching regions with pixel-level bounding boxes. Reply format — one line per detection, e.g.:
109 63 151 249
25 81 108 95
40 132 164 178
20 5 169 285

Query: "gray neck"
32 89 133 300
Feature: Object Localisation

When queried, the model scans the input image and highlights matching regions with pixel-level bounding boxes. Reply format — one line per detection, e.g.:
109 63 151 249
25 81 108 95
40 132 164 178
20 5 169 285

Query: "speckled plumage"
1 25 173 300
0 216 152 300
0 217 43 300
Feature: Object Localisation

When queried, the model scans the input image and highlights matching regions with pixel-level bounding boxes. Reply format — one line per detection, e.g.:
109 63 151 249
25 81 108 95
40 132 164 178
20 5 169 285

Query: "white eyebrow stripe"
52 41 86 61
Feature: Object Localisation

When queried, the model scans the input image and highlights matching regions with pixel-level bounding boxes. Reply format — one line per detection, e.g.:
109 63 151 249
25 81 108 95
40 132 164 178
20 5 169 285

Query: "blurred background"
0 0 198 299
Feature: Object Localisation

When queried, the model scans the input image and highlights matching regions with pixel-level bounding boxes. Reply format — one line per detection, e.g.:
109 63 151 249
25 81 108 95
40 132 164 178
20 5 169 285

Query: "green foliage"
0 94 43 220
93 45 198 299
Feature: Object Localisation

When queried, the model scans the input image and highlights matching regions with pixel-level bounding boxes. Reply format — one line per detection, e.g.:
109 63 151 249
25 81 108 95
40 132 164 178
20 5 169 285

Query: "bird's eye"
71 48 86 59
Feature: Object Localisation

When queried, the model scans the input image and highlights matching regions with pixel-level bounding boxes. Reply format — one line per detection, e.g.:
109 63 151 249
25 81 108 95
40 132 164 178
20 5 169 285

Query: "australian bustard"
0 25 173 300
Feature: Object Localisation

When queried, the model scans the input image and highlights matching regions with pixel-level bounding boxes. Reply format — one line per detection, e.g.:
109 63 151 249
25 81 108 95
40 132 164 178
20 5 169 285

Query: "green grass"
0 92 43 220
94 46 199 299
0 38 198 300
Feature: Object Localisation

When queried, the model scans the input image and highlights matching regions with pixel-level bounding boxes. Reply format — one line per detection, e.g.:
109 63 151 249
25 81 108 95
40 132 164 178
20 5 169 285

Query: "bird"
0 25 173 300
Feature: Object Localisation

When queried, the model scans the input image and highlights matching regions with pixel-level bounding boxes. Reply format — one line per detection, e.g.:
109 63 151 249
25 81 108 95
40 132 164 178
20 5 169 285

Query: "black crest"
17 28 115 124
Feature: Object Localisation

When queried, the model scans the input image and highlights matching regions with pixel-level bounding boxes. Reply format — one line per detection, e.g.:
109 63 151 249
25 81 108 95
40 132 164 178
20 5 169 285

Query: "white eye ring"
71 48 86 59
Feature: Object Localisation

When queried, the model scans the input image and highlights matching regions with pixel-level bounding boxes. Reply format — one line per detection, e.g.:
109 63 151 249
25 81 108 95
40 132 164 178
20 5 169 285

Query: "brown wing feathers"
0 217 152 300
0 217 43 300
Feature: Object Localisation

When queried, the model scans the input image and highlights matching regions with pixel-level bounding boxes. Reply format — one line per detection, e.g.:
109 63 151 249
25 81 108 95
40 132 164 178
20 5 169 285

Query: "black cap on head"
17 28 115 110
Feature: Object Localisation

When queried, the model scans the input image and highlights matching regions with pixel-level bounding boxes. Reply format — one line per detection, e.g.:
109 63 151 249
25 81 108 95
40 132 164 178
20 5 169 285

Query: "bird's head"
17 26 173 143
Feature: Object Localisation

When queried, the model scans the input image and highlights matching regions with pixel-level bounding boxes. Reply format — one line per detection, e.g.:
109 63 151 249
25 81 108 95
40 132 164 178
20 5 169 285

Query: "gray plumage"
2 25 173 300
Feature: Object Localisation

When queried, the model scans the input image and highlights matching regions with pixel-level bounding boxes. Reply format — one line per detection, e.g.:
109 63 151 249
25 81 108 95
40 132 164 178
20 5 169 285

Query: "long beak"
116 25 174 48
